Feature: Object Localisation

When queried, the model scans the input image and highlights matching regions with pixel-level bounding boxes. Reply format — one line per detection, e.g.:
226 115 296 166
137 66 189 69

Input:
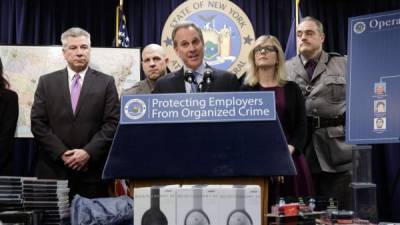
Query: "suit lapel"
143 79 152 93
292 56 309 82
61 69 74 117
74 67 95 117
174 68 186 92
312 51 328 82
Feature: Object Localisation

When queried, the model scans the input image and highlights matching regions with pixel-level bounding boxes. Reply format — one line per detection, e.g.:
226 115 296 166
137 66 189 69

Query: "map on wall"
0 45 140 138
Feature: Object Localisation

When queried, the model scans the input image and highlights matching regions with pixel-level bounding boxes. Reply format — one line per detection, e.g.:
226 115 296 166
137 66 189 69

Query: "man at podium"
153 21 240 93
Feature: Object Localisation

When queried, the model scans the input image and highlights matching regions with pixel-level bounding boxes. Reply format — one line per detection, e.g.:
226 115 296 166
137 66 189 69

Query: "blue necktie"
190 72 201 93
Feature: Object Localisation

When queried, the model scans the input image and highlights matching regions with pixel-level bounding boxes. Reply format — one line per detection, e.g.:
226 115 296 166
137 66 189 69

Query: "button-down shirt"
67 66 88 93
183 63 206 93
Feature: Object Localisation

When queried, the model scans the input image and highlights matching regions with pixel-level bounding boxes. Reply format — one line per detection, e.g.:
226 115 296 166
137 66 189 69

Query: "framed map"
0 45 140 137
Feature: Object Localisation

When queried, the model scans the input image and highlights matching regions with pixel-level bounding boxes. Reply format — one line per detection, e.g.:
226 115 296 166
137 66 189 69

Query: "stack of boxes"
0 176 24 211
22 179 70 225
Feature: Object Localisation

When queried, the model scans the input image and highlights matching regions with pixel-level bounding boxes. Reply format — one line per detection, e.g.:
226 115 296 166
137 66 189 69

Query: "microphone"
203 68 214 84
184 70 196 84
200 68 214 92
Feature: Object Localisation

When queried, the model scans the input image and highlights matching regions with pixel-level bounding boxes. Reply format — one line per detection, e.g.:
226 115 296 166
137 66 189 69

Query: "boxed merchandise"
134 185 178 225
219 185 261 225
176 185 219 225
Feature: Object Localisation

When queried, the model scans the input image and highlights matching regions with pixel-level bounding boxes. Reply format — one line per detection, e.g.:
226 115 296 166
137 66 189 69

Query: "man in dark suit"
31 27 120 199
153 21 239 93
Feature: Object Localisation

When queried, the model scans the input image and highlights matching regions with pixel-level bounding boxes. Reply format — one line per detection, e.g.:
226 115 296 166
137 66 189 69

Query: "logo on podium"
124 98 147 120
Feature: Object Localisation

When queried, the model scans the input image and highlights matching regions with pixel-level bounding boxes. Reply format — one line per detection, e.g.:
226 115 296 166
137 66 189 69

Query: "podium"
102 93 296 224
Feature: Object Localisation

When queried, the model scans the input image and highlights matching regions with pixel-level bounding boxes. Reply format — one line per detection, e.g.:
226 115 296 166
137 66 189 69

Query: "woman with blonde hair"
241 35 314 202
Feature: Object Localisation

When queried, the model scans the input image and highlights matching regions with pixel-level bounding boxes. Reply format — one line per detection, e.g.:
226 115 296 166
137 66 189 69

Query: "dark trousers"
69 179 110 201
312 171 352 210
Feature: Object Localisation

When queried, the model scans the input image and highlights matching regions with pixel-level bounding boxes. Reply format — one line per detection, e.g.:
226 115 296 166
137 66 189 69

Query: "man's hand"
62 149 90 171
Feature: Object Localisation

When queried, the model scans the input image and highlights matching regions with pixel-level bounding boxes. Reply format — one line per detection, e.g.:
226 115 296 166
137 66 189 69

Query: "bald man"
123 44 169 94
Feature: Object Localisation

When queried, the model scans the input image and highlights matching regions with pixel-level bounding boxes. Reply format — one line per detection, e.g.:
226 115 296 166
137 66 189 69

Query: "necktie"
71 74 81 113
190 82 198 93
190 72 201 93
305 60 317 80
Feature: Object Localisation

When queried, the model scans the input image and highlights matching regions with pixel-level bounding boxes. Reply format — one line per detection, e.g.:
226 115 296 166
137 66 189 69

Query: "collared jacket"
122 78 153 95
285 51 353 173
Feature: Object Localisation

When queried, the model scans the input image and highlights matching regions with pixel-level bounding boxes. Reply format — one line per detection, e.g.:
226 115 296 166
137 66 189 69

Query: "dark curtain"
301 0 400 54
1 0 294 48
1 0 400 221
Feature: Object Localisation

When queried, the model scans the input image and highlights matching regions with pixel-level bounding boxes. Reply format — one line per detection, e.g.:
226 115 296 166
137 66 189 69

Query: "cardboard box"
177 185 219 225
134 185 179 225
220 185 261 225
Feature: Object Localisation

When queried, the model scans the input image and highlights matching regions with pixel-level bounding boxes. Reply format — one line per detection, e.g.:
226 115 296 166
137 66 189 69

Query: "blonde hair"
244 35 287 87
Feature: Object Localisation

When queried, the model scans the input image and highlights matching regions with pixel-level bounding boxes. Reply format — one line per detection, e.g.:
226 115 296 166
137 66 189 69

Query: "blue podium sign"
347 9 400 144
121 92 276 124
103 92 296 179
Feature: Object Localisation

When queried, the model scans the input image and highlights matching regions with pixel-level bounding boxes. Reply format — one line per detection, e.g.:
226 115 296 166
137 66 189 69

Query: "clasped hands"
61 149 90 171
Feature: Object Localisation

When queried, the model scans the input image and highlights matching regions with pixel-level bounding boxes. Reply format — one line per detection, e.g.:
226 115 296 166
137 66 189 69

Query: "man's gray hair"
171 21 204 47
301 16 324 34
61 27 91 48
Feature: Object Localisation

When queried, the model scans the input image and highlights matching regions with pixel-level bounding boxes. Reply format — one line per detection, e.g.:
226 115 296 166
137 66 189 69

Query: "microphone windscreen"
203 68 214 84
184 70 195 83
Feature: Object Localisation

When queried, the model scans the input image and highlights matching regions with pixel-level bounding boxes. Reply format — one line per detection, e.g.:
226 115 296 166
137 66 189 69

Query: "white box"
219 185 261 225
134 185 179 225
177 185 219 225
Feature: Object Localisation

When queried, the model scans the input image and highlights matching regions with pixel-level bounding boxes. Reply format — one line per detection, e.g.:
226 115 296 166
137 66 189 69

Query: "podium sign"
347 9 400 144
103 92 296 179
121 92 276 124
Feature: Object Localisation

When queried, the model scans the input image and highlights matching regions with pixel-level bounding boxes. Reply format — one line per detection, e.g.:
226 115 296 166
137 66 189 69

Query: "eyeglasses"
254 45 277 55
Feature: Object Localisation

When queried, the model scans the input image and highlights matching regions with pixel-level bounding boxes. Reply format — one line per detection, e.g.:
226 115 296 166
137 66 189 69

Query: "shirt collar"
183 62 206 76
300 53 321 66
67 66 88 81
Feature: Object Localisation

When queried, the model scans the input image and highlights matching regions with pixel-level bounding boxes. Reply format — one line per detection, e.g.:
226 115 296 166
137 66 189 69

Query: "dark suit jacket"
0 89 18 175
240 81 307 154
153 67 240 93
31 67 120 182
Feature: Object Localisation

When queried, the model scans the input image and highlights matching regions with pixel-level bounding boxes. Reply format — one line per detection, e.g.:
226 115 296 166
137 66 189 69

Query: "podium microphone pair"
184 68 214 92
